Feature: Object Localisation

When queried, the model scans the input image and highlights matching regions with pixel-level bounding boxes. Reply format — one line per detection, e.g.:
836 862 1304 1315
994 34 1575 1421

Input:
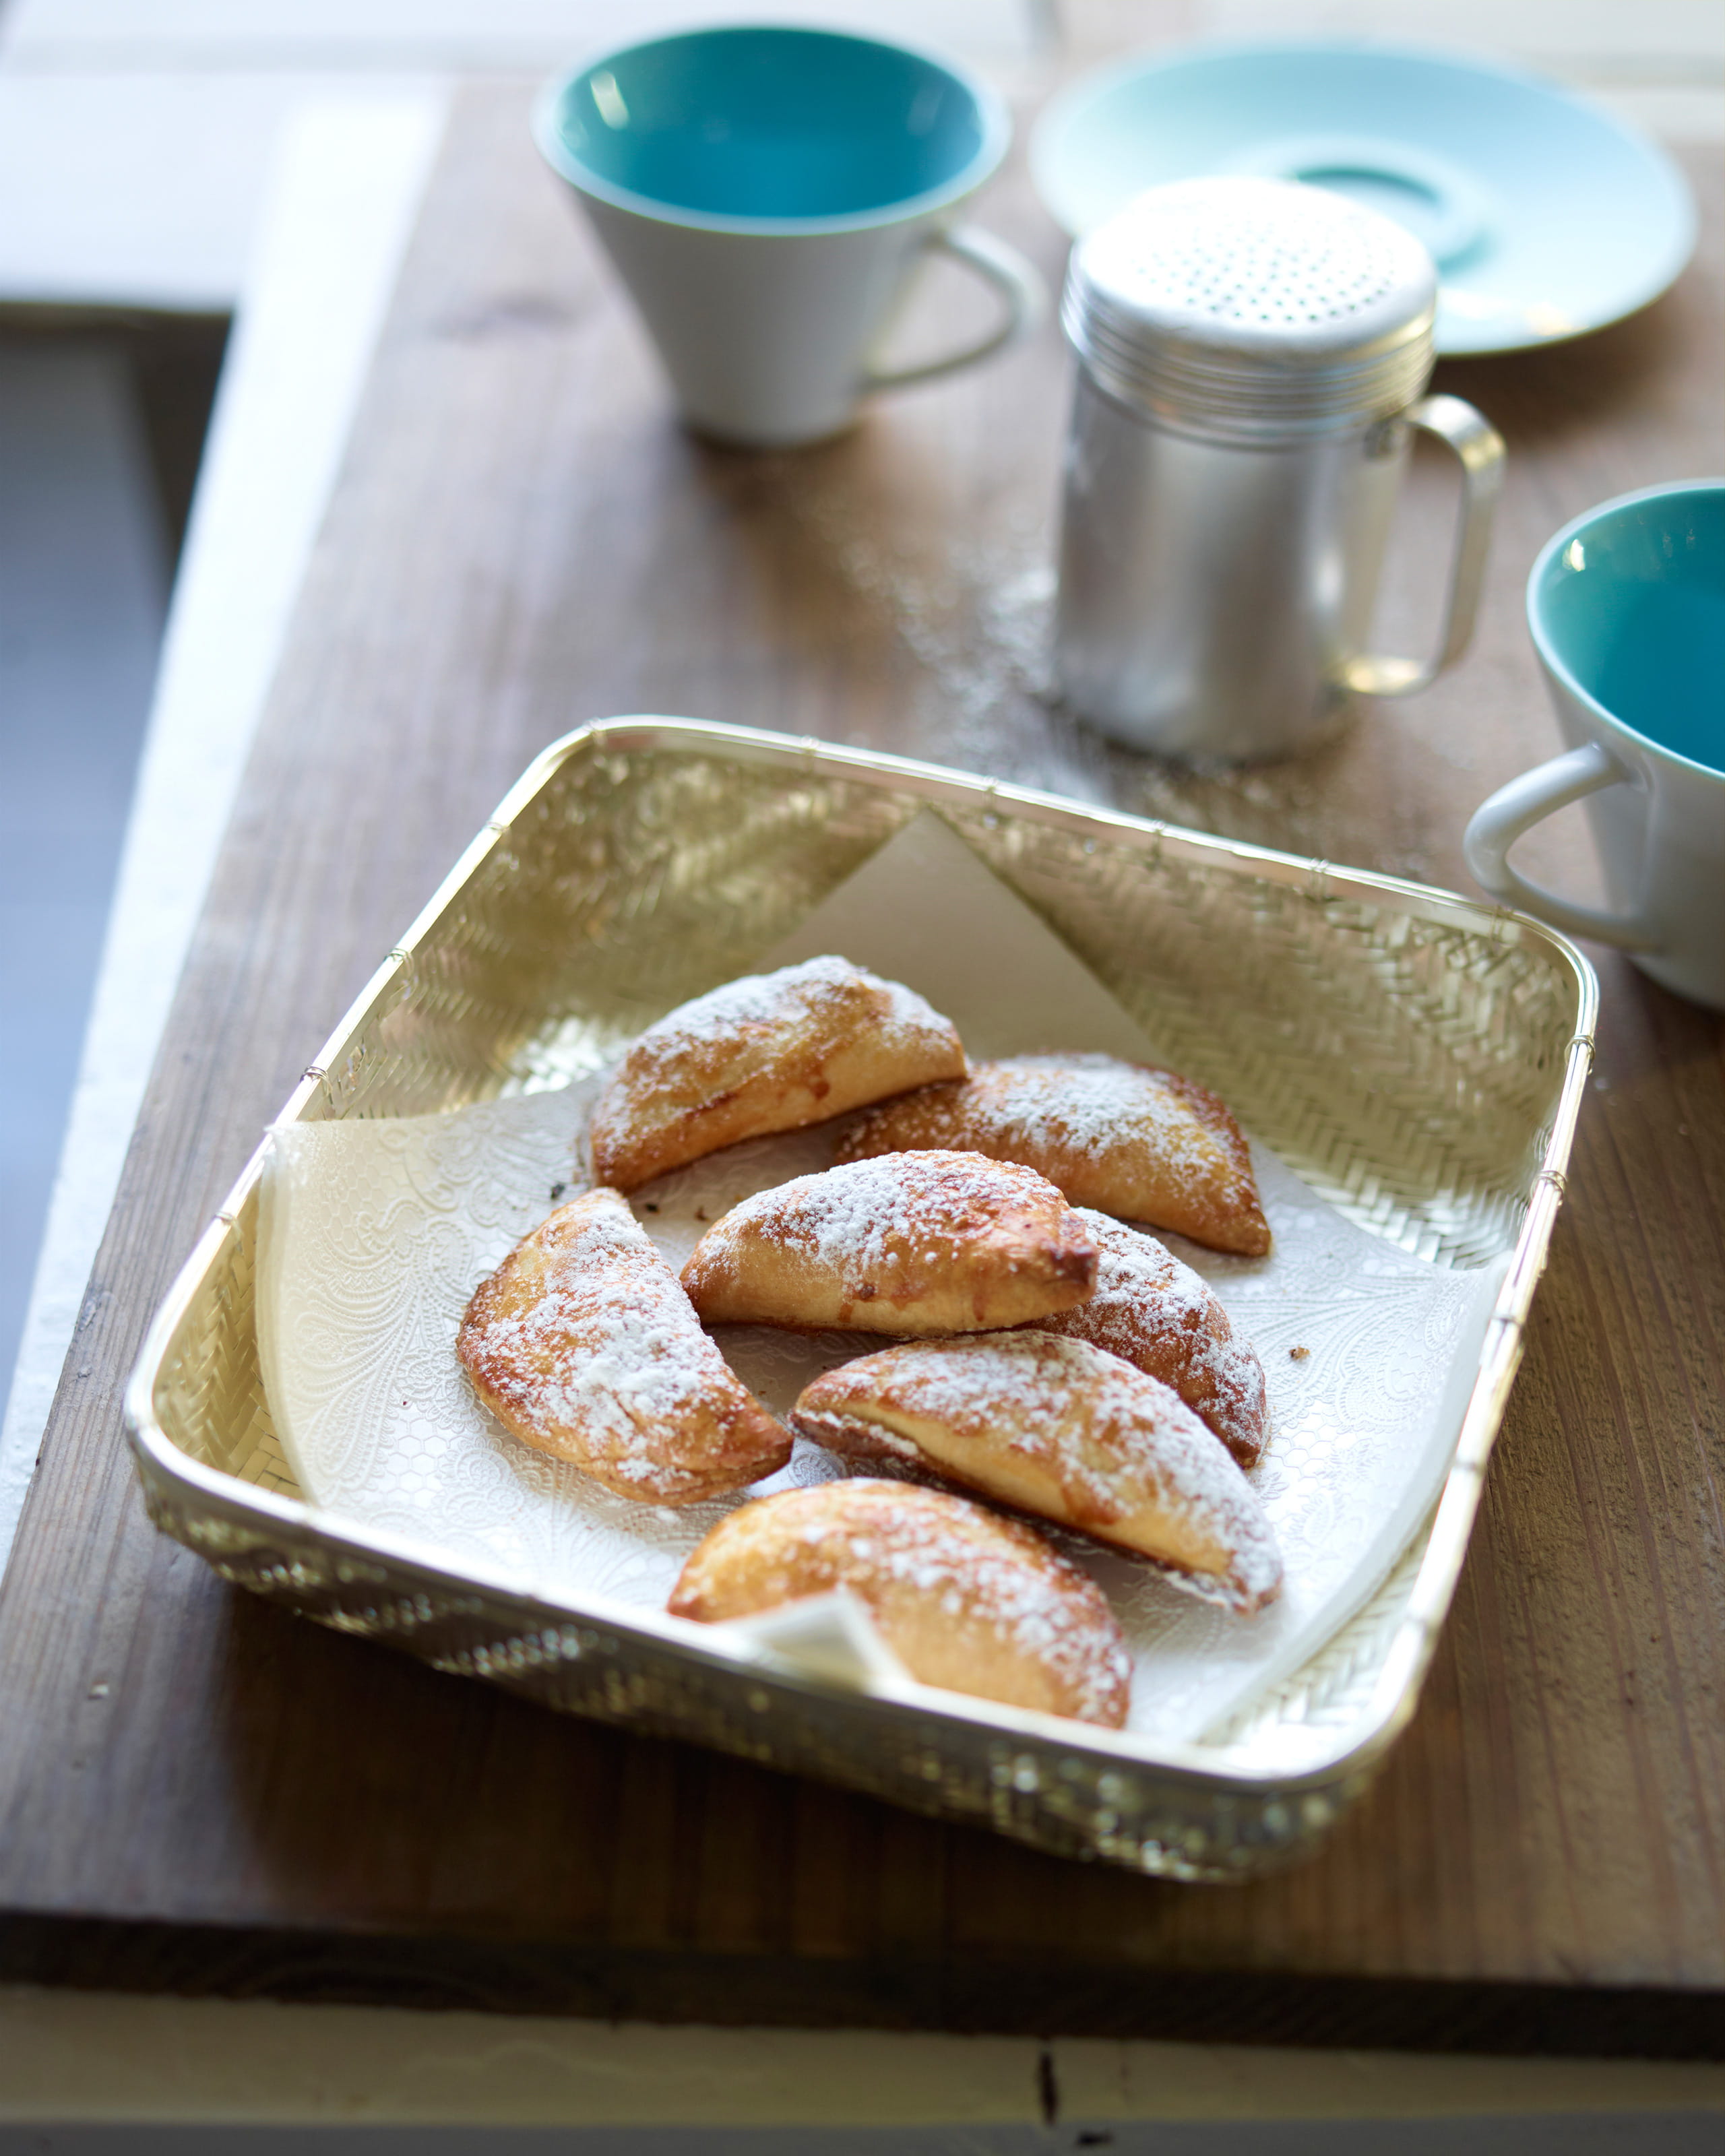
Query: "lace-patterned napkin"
258 815 1503 1748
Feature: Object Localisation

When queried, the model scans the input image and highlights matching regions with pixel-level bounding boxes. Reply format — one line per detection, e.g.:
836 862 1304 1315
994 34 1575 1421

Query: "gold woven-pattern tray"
127 720 1594 1878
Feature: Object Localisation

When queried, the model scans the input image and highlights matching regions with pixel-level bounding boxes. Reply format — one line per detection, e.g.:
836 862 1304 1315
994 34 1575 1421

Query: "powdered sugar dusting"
875 972 957 1044
590 955 966 1190
712 1151 1068 1276
840 1054 1268 1255
1037 1210 1269 1465
603 956 958 1118
675 1481 1131 1726
459 1189 785 1498
639 957 947 1057
798 1331 1282 1612
982 1054 1199 1156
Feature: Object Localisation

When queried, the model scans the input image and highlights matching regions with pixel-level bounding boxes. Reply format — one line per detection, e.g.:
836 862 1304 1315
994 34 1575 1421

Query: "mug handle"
1462 740 1658 949
1342 393 1506 698
860 226 1046 394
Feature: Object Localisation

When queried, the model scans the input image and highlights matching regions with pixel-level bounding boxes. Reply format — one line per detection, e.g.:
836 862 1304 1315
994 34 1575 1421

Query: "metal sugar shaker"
1054 177 1505 761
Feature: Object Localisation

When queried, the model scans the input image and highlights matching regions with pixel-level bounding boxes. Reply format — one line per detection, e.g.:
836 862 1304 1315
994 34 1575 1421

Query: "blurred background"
1 0 1722 1432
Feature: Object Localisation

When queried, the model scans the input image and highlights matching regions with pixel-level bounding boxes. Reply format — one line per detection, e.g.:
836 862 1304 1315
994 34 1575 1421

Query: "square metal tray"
126 720 1595 1878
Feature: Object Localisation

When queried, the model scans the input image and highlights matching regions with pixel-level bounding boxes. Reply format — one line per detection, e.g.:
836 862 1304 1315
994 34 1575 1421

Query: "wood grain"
0 58 1720 2048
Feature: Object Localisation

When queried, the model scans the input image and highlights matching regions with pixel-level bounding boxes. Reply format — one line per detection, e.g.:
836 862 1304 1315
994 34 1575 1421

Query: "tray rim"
124 716 1599 1796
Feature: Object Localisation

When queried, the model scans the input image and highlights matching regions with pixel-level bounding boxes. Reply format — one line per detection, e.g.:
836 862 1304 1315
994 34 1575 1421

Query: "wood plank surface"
1 42 1721 2049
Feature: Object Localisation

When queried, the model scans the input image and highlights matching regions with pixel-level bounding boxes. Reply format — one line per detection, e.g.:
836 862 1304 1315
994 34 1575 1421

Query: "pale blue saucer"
1030 40 1696 355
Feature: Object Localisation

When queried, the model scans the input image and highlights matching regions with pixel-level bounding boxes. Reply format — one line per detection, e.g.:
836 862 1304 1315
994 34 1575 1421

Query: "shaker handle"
1342 393 1505 698
861 225 1046 395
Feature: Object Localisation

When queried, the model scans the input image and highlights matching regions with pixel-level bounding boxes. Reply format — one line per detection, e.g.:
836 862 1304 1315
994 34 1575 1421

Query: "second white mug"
1464 480 1725 1011
535 26 1044 449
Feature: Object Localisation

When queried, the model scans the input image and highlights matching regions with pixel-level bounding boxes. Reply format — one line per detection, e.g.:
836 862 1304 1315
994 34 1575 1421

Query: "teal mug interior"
1530 481 1725 775
544 26 997 228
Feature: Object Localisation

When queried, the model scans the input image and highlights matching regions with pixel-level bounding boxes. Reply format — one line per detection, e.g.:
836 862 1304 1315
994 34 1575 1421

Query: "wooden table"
1 51 1721 2058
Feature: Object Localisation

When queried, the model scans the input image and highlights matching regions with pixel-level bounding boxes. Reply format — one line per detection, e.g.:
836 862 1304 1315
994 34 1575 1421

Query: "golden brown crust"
680 1151 1098 1335
1032 1211 1269 1466
457 1188 790 1503
590 956 966 1191
790 1334 1282 1613
668 1480 1131 1726
838 1054 1271 1257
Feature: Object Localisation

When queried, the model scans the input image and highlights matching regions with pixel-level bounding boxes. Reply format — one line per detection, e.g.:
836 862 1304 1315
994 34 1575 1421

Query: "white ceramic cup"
534 24 1043 449
1464 480 1725 1009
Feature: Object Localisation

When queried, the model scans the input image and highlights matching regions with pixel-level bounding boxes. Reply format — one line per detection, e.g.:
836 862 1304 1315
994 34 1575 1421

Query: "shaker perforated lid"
1063 176 1437 440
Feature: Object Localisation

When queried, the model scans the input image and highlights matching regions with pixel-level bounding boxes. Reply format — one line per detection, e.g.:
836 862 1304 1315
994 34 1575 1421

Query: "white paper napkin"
259 814 1503 1748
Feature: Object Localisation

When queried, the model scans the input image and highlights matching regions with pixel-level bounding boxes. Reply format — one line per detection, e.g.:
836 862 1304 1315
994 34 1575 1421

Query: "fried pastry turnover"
838 1052 1271 1257
668 1480 1131 1727
1032 1210 1269 1466
791 1333 1282 1612
457 1188 790 1504
590 955 965 1192
681 1151 1098 1335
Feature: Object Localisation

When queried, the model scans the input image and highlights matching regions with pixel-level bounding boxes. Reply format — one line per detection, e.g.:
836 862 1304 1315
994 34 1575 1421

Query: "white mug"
1464 480 1725 1010
535 25 1044 449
